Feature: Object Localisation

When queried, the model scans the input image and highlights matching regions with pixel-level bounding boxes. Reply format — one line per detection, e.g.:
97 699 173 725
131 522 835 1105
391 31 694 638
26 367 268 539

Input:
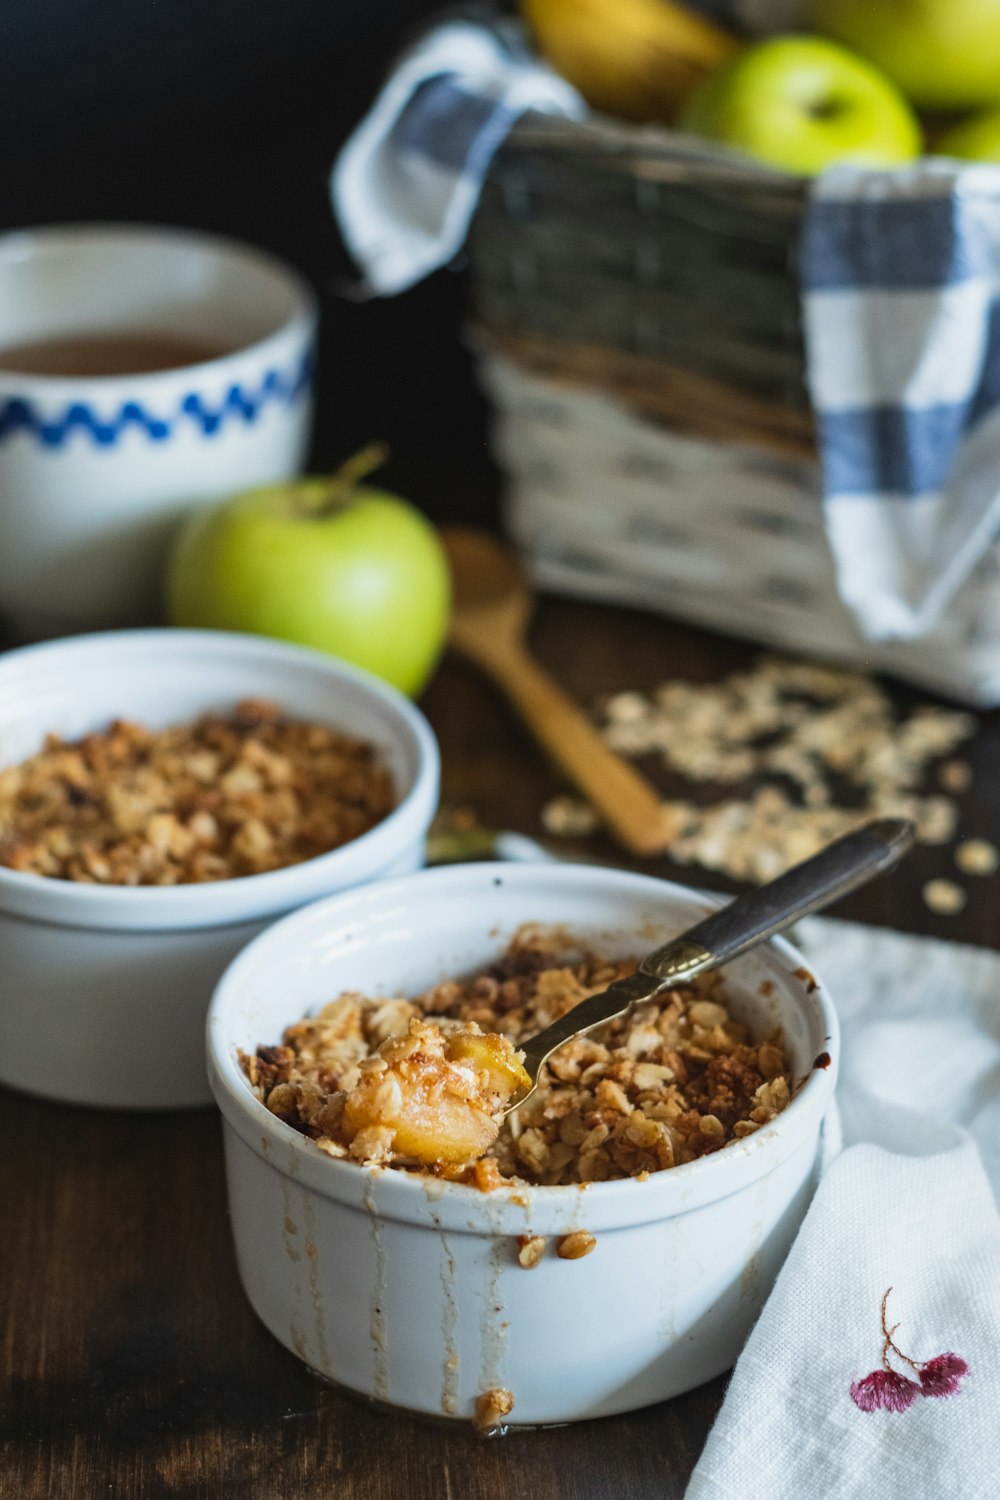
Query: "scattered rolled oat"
556 1230 597 1261
0 700 394 885
605 691 650 724
922 879 967 915
542 655 978 883
516 1234 547 1269
541 795 599 838
938 760 973 794
473 1387 515 1433
912 796 958 846
955 839 999 876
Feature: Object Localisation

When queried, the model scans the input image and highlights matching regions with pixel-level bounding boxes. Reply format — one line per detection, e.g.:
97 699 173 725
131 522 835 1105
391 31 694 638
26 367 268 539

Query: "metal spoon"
507 817 914 1117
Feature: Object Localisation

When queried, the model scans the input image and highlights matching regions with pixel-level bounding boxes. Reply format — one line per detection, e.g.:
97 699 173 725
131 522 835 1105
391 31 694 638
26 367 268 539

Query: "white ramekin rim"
0 629 440 932
208 862 840 1236
0 222 318 391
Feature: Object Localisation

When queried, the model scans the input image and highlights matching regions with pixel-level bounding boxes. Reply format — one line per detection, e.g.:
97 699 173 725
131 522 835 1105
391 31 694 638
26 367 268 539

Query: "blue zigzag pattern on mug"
0 348 314 449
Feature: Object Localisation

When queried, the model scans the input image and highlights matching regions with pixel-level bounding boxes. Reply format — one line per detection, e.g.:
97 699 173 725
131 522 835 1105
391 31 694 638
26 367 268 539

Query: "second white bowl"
0 629 439 1109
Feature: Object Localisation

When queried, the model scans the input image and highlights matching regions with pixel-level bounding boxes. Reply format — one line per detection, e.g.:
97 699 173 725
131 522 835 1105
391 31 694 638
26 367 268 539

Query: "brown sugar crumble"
242 936 793 1188
0 698 394 885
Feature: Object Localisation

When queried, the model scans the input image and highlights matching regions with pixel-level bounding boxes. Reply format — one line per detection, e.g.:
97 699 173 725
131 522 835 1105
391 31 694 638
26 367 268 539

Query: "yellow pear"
521 0 740 123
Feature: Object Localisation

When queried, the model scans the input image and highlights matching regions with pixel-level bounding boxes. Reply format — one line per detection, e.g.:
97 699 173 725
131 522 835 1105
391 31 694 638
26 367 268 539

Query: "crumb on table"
473 1387 515 1433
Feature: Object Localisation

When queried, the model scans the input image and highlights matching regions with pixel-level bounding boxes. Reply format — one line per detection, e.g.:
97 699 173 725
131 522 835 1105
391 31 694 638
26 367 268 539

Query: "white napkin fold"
687 919 1000 1499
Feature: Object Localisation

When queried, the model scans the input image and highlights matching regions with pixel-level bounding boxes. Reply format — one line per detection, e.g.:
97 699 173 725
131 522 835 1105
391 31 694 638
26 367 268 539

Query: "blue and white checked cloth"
332 20 583 296
803 165 1000 638
332 16 1000 645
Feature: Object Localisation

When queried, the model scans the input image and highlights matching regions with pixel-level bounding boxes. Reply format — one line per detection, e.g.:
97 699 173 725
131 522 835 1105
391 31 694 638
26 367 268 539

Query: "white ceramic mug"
0 224 317 636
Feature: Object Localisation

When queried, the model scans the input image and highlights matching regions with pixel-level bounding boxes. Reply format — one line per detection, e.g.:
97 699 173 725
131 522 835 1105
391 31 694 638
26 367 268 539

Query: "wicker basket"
466 112 1000 706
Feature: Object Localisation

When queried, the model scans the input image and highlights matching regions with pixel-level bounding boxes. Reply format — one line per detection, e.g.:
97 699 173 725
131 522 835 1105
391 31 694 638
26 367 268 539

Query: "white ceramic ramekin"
208 862 838 1427
0 629 439 1110
0 223 317 636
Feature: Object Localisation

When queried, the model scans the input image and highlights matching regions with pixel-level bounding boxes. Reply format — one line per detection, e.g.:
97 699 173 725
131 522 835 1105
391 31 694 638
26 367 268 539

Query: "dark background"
2 0 498 518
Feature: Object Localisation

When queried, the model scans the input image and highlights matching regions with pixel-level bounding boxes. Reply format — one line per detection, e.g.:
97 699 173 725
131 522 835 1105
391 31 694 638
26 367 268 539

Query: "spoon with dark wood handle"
507 817 914 1115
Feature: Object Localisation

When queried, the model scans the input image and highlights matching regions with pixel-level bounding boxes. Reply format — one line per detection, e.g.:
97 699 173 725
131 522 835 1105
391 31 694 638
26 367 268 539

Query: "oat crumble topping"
242 937 793 1187
0 698 394 886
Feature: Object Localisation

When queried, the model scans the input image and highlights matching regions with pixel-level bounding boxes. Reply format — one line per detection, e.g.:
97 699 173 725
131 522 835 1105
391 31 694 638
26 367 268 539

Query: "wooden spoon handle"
482 644 677 858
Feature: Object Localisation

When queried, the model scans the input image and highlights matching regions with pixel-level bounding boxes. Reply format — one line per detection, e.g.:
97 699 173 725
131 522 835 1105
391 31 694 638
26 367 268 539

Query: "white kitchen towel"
686 918 1000 1500
330 18 582 297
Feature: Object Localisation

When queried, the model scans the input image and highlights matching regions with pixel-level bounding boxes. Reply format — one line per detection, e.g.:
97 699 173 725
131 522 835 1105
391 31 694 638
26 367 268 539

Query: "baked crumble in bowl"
208 862 838 1427
0 629 439 1109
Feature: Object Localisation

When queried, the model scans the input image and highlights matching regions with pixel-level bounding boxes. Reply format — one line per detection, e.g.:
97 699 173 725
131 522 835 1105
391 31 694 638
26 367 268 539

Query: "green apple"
166 448 451 697
680 35 922 175
937 107 1000 162
809 0 1000 112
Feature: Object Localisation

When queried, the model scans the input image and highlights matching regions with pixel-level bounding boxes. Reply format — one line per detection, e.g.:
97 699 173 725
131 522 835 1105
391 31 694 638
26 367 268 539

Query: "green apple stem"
310 441 390 517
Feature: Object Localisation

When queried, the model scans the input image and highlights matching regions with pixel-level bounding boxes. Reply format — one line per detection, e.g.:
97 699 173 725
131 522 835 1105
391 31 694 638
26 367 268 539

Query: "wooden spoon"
441 528 679 857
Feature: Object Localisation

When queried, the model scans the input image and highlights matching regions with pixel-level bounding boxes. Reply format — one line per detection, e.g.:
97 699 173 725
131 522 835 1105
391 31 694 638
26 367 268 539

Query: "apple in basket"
680 35 921 175
165 444 451 697
809 0 1000 113
936 107 1000 163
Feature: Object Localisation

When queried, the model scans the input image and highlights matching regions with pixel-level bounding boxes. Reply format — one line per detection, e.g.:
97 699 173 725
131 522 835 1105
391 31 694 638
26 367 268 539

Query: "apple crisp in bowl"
0 628 439 1109
209 861 837 1428
0 697 395 886
241 939 792 1186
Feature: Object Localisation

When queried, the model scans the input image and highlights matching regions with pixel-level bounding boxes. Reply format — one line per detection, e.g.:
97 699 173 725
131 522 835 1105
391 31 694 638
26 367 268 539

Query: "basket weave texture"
467 112 1000 705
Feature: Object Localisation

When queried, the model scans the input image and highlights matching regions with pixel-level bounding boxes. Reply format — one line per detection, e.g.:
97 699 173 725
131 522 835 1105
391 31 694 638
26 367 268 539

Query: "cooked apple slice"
445 1030 531 1099
340 1020 528 1166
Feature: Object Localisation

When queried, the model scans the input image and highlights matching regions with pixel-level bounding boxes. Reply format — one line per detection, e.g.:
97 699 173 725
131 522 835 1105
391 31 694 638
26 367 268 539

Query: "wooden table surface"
3 597 999 1500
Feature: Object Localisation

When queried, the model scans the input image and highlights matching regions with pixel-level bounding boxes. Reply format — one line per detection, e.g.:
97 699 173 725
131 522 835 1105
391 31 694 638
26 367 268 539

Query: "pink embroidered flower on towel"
919 1352 970 1398
850 1288 969 1414
850 1368 921 1413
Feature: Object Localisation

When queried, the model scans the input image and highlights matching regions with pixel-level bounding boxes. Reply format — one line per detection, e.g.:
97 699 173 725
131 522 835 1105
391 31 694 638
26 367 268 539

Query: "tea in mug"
0 331 232 377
